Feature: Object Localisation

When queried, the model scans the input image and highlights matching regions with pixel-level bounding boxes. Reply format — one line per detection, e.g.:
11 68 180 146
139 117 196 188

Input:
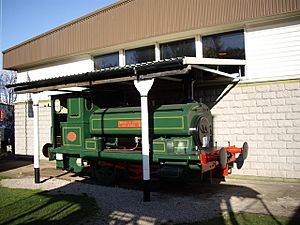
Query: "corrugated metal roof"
3 0 300 70
7 58 186 93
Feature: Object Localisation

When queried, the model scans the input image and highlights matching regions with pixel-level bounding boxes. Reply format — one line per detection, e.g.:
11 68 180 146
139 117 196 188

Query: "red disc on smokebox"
67 132 77 142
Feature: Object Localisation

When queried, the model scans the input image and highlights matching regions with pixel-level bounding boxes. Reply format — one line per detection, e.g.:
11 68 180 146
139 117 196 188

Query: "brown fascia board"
2 0 132 54
3 0 300 70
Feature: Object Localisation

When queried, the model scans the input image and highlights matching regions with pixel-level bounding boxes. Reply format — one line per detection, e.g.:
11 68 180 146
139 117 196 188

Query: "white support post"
33 96 40 183
134 78 154 202
195 35 203 59
155 43 160 61
119 49 125 67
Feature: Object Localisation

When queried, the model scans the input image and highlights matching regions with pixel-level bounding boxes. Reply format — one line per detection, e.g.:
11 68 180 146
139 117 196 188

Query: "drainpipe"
134 78 154 202
32 95 40 183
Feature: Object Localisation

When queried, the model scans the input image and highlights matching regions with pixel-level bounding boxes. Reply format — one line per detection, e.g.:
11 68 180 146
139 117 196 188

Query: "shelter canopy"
7 57 245 94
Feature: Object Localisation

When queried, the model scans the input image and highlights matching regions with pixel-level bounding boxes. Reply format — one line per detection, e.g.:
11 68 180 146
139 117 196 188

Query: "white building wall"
16 56 94 102
245 20 300 80
14 56 94 156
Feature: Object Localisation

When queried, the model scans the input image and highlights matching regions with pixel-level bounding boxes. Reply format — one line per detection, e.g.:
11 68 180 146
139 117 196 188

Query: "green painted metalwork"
49 95 213 178
89 103 211 136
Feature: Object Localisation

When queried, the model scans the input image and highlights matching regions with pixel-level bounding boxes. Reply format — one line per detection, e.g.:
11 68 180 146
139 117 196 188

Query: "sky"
0 0 118 70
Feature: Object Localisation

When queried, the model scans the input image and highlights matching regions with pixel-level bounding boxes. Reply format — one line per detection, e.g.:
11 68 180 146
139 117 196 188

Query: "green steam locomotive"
44 93 247 184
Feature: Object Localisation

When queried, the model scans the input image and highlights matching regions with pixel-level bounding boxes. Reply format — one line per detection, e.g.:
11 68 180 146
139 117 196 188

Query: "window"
202 31 245 59
94 52 119 70
125 46 155 65
160 38 196 60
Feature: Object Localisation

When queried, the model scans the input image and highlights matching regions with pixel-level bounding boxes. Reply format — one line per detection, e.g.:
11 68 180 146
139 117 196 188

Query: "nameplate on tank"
118 120 141 128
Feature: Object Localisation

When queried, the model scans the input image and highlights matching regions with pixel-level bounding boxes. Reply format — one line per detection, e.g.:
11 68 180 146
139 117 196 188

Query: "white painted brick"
271 156 286 163
287 127 300 134
293 135 300 141
285 82 300 90
270 84 285 91
257 114 271 120
236 135 250 142
264 149 278 155
257 155 271 162
286 113 300 120
271 113 285 120
243 100 256 107
271 141 286 149
258 142 273 149
250 148 265 156
293 120 300 127
243 128 257 135
249 134 264 141
279 149 294 156
251 162 265 169
285 97 300 105
264 134 278 141
230 100 243 108
264 163 279 170
235 94 249 100
235 107 249 114
292 105 300 112
263 120 278 127
235 121 249 128
294 164 300 171
279 163 294 171
287 171 300 179
262 92 276 99
231 128 243 134
242 169 258 176
257 170 272 177
256 99 271 107
277 105 292 113
242 86 256 93
276 90 292 98
249 107 262 114
287 156 299 163
256 85 270 92
243 114 256 121
278 120 293 127
258 128 272 134
278 134 293 141
292 90 300 97
271 127 286 135
249 121 263 127
271 170 286 178
248 93 262 99
287 142 300 149
263 106 276 113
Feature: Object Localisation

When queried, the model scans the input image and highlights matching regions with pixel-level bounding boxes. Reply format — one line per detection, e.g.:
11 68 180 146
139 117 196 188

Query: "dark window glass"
125 46 155 65
94 52 119 70
160 38 196 60
203 31 245 59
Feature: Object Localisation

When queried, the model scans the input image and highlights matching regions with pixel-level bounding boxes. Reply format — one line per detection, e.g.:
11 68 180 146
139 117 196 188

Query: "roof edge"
2 0 133 54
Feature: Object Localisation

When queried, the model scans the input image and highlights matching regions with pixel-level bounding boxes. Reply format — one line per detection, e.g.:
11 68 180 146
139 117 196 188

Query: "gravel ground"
1 177 300 225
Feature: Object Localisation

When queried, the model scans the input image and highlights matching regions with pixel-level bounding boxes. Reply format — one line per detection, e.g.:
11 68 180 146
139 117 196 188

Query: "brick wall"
15 101 51 159
211 80 300 179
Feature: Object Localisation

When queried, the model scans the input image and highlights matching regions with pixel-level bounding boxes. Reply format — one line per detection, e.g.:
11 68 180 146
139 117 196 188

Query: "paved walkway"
1 159 300 224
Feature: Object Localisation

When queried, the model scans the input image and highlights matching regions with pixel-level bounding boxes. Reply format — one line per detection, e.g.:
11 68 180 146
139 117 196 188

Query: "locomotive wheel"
42 143 52 158
219 147 228 169
241 142 249 160
96 166 117 186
